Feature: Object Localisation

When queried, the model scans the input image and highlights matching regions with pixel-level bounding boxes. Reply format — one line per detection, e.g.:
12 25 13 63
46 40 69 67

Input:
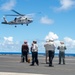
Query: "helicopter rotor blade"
11 9 24 16
5 14 20 16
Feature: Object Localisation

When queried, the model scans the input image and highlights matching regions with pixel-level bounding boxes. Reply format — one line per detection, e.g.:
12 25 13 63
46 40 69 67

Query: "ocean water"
0 52 75 56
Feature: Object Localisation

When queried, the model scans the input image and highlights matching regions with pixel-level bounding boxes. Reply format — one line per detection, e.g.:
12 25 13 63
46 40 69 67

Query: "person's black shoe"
49 64 54 67
58 63 61 64
37 64 39 66
63 63 65 65
30 64 34 66
20 61 24 63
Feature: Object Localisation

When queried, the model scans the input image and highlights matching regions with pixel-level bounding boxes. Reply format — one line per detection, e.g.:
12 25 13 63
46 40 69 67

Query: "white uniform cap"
49 39 54 42
60 41 64 44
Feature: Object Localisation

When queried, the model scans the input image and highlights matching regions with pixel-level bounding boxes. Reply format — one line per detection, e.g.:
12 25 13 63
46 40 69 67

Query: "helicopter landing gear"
26 24 28 26
21 23 23 25
15 26 17 27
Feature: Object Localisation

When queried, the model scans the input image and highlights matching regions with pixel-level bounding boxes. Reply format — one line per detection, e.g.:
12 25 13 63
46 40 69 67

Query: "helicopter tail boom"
1 17 8 24
3 17 8 23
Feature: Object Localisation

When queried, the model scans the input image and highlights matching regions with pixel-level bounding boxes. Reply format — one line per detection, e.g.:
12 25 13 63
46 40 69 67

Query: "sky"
0 0 75 54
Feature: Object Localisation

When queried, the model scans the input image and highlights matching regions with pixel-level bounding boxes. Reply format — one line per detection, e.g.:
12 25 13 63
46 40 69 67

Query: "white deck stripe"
0 72 46 75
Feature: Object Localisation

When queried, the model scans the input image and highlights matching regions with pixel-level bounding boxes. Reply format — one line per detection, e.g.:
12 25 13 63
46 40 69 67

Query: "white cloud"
40 16 54 25
64 37 75 48
4 37 13 42
0 0 16 11
3 37 14 46
56 0 75 11
44 32 75 49
45 32 59 40
0 36 21 52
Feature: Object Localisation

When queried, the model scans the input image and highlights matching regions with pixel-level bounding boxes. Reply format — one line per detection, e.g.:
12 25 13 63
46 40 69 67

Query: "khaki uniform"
57 42 67 64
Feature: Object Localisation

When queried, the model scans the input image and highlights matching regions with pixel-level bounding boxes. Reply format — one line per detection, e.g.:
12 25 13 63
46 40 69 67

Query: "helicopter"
1 10 33 27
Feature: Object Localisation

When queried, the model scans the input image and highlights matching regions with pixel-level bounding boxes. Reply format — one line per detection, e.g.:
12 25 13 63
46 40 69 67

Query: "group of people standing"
44 39 67 67
21 40 39 66
21 39 67 67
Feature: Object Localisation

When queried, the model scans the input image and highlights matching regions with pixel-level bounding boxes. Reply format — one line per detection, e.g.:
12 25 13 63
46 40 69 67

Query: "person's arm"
21 45 23 56
57 46 60 50
30 47 32 52
64 46 67 50
27 45 29 53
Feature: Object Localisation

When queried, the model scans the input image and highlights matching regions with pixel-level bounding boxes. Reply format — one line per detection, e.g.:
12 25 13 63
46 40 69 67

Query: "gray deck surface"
0 54 75 75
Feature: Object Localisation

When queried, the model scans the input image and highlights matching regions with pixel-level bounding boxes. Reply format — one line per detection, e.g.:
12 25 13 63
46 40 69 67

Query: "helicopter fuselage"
2 16 33 25
1 9 33 26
